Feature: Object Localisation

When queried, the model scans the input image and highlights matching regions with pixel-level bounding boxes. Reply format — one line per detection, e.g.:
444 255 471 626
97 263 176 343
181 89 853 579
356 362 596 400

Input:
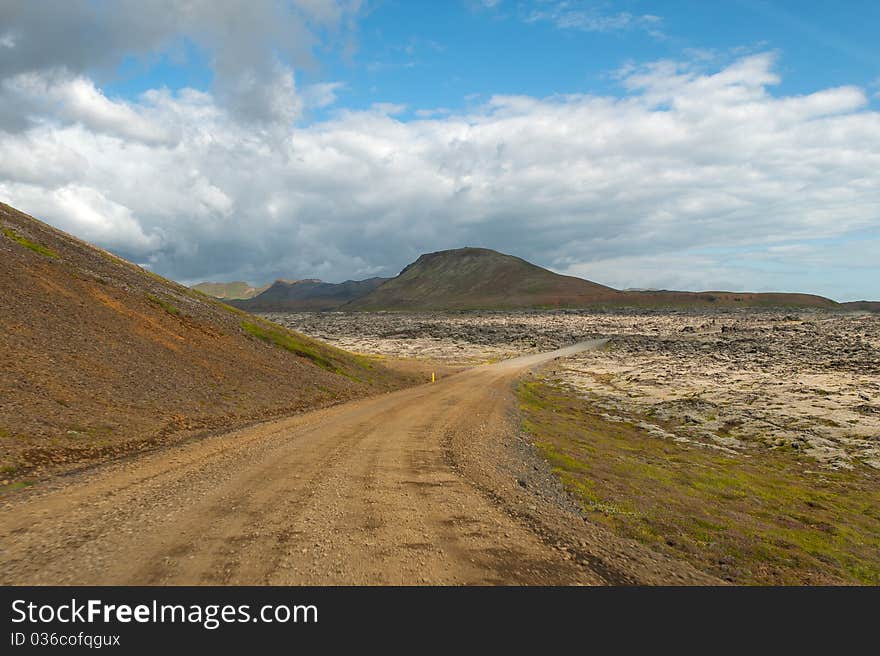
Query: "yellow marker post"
431 372 435 383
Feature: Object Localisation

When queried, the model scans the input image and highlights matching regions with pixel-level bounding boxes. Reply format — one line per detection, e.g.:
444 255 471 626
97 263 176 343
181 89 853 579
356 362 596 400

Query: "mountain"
616 289 839 309
347 247 838 311
0 201 412 482
191 281 270 300
346 247 619 310
232 277 390 311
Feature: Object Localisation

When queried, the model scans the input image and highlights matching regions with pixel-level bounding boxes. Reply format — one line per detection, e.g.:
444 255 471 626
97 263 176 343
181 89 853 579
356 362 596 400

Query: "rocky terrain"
552 313 880 471
267 309 880 471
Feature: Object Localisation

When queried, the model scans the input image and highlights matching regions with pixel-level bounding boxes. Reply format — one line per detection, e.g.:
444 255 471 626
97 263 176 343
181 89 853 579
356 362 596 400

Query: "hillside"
0 202 415 484
619 289 839 309
232 277 390 311
345 247 838 311
192 281 270 300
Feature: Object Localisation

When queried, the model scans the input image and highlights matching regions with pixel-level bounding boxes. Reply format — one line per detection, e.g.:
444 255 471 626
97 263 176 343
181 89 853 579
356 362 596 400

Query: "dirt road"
0 341 714 585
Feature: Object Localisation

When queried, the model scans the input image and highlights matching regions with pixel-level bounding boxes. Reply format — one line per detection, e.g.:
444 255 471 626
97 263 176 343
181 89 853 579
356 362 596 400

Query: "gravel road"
0 340 714 585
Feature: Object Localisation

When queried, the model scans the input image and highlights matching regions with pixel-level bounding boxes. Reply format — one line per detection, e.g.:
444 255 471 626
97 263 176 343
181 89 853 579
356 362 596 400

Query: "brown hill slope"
191 281 270 300
0 202 415 484
346 247 838 311
233 277 390 311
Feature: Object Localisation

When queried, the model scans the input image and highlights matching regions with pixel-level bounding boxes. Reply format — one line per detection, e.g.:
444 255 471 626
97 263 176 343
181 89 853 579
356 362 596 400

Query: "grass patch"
241 320 339 373
1 480 34 492
518 379 880 585
2 227 58 258
146 293 182 317
0 427 25 442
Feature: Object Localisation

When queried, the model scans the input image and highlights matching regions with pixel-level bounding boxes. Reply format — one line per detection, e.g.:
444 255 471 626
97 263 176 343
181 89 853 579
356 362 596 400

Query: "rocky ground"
262 310 603 365
265 309 880 471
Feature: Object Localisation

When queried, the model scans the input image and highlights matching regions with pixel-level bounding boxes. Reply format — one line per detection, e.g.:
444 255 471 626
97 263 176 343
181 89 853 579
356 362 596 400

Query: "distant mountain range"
195 246 863 312
229 277 390 311
840 301 880 312
191 281 270 299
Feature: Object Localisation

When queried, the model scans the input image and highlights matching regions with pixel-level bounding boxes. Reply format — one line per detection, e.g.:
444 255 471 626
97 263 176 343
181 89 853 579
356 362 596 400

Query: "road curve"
0 339 714 585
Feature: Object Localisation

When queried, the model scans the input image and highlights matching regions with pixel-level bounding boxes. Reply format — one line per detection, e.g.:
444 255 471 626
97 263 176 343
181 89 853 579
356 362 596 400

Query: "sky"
0 1 878 301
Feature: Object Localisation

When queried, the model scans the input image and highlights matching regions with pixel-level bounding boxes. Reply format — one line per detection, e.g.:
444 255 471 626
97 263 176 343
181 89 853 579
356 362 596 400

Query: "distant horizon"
182 245 875 304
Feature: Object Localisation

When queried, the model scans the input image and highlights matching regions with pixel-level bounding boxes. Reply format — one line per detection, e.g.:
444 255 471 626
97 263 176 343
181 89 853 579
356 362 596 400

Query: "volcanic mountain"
346 247 618 310
0 202 412 482
231 277 389 311
345 247 838 311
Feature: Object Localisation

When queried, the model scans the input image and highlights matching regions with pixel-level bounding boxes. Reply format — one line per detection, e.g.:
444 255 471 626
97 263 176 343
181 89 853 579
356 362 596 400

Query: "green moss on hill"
241 320 337 372
2 227 58 259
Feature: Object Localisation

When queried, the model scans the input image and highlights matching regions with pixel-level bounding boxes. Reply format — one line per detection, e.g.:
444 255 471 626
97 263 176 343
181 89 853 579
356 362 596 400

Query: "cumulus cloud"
0 0 359 126
0 51 878 300
2 72 178 143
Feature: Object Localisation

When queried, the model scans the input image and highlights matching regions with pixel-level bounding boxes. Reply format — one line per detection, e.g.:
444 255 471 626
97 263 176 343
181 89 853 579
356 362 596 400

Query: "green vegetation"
1 480 33 493
146 293 182 317
241 320 338 372
2 227 58 258
0 427 22 442
518 379 880 584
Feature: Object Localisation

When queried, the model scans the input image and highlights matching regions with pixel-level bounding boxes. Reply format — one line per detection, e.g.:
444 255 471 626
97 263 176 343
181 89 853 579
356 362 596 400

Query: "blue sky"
103 1 880 117
1 1 878 300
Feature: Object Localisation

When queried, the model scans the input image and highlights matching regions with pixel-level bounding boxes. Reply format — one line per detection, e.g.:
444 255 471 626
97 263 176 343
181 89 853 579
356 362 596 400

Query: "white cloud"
415 107 452 118
0 53 878 300
369 102 407 115
302 82 345 109
3 72 177 144
522 2 662 34
0 1 359 126
1 183 161 254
